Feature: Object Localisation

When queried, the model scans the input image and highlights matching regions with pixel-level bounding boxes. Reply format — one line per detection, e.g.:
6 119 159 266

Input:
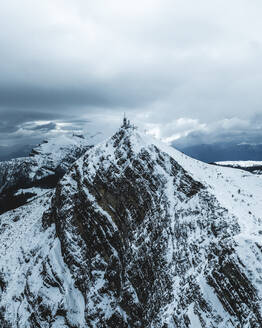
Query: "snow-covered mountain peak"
43 124 260 327
1 124 262 327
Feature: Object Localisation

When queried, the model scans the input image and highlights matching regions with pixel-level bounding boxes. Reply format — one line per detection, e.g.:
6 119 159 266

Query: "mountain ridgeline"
0 134 92 214
1 124 262 327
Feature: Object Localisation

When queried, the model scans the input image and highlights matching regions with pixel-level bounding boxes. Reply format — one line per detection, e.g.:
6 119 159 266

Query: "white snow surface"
0 191 85 328
32 134 91 166
215 160 262 167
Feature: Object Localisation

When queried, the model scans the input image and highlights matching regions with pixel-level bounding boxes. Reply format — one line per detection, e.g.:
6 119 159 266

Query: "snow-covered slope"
0 134 93 214
0 134 92 189
0 191 85 327
1 124 262 327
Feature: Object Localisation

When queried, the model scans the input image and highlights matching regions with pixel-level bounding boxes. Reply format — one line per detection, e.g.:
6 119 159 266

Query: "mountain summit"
1 124 262 327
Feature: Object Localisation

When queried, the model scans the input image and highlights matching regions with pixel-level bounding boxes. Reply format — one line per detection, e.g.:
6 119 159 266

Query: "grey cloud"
0 121 18 134
0 68 175 111
0 0 262 150
172 116 262 149
0 84 111 109
0 109 63 126
0 109 64 144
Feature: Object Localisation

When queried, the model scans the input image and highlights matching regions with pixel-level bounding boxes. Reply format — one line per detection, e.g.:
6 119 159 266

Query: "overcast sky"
1 0 262 148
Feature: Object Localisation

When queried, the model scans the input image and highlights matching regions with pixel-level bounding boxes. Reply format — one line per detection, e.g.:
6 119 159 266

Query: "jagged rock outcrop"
1 125 262 327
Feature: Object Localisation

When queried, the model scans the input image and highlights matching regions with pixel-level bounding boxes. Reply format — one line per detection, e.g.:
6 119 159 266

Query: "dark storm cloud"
0 69 174 111
0 0 262 148
0 109 62 126
0 85 110 109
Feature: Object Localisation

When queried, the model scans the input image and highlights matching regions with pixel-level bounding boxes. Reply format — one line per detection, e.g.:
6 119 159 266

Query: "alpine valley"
1 122 262 328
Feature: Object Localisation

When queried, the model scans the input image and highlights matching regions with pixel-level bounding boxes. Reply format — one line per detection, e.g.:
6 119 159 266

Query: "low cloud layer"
0 0 262 149
146 116 262 147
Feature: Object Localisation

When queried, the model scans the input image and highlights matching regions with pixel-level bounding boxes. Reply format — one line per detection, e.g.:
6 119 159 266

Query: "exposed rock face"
1 125 262 327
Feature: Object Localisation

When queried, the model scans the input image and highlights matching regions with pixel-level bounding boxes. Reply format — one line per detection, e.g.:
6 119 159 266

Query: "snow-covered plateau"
1 123 262 327
214 161 262 175
215 161 262 168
